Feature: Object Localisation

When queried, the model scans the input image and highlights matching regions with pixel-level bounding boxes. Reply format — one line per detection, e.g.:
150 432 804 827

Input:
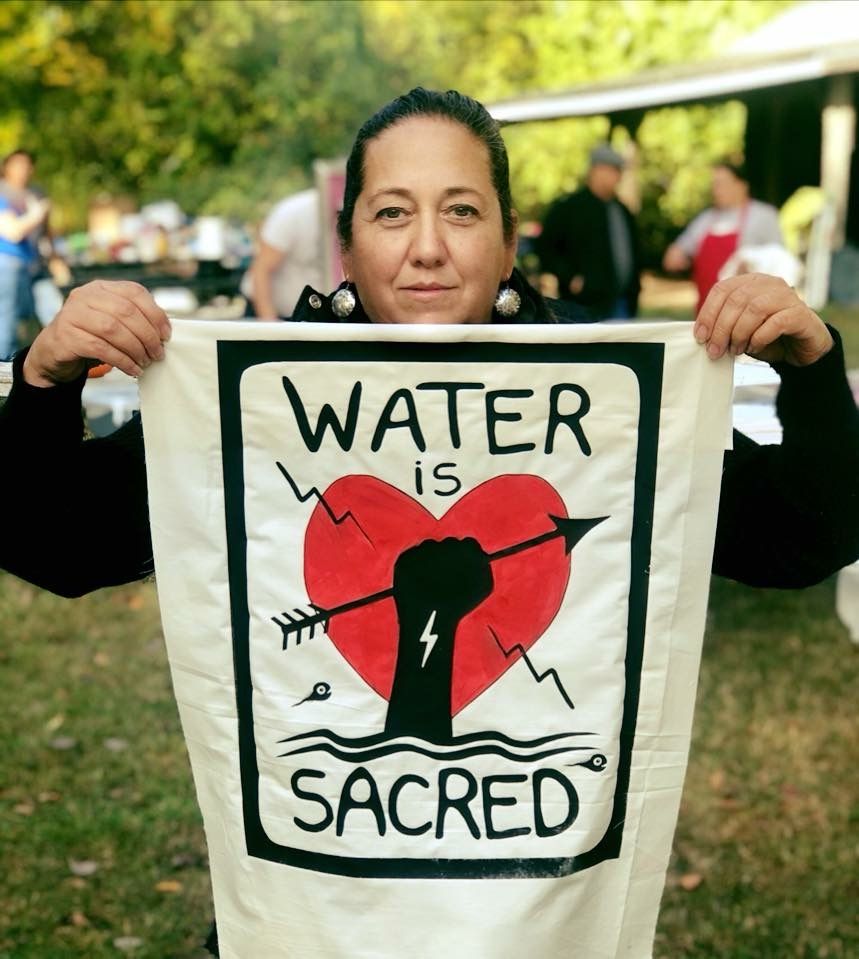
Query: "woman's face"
711 166 748 209
342 116 517 325
3 153 33 189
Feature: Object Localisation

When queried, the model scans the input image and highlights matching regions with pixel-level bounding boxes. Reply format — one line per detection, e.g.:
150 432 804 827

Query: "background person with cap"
663 160 784 315
537 143 641 321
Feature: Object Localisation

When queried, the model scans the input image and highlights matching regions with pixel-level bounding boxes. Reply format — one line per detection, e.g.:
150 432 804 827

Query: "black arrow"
487 514 608 561
274 514 608 647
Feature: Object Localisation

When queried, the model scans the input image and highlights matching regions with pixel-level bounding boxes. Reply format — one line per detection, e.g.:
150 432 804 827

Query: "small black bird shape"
294 681 332 706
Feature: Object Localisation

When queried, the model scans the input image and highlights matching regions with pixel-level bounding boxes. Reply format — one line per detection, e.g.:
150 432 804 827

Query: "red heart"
303 475 570 715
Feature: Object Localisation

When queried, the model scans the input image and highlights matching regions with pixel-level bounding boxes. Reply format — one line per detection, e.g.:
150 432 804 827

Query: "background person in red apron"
663 161 783 314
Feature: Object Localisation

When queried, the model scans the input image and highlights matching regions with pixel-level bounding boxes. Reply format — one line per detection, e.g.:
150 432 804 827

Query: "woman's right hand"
23 280 171 387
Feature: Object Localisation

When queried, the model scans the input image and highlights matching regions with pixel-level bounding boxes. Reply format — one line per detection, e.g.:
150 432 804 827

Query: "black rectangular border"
218 338 663 878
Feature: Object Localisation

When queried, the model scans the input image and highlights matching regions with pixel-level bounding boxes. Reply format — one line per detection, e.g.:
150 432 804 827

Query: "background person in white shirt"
241 187 323 320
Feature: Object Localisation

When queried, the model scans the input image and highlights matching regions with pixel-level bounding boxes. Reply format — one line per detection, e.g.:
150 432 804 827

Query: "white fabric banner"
140 319 733 959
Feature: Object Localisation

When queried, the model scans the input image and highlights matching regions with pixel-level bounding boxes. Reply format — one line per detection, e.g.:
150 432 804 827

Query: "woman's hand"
694 272 833 367
23 280 171 387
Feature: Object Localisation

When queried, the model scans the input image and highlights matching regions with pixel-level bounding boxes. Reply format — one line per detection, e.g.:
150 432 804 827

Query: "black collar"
289 268 590 326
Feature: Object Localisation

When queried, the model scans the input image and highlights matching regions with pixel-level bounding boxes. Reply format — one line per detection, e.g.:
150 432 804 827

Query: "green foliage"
779 185 826 254
636 100 750 262
359 0 795 241
0 0 795 239
0 0 410 227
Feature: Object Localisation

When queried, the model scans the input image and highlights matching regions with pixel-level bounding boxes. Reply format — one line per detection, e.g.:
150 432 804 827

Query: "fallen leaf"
154 879 183 893
679 872 704 891
708 769 726 792
69 859 99 877
37 790 61 803
93 651 111 667
45 713 65 733
13 802 35 816
104 737 129 752
50 736 78 751
113 936 144 951
68 878 88 889
126 594 145 611
70 910 90 928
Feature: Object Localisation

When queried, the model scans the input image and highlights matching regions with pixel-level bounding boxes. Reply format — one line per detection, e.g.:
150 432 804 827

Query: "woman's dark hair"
713 158 748 183
337 87 515 249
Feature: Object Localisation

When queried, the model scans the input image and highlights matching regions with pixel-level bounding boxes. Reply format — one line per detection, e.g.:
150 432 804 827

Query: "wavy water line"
278 741 594 764
277 728 596 748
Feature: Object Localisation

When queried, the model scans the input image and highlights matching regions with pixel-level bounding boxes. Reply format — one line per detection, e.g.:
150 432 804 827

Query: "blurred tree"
0 0 408 226
0 0 794 252
367 0 793 264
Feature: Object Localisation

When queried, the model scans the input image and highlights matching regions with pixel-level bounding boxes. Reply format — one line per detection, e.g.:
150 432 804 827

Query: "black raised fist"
392 536 493 623
386 536 494 743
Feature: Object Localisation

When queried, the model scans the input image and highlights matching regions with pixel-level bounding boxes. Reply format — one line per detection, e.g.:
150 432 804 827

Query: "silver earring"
494 283 521 318
331 282 356 319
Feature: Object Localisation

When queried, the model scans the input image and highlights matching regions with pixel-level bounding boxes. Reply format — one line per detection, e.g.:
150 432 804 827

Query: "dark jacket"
537 187 641 320
1 298 857 595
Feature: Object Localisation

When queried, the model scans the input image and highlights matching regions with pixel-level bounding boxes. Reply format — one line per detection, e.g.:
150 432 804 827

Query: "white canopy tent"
489 1 859 247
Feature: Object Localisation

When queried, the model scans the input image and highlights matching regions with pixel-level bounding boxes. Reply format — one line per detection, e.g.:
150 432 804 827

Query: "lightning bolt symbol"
419 610 438 668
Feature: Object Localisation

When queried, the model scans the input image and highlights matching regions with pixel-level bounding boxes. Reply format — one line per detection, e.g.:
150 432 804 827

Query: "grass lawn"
656 575 858 959
1 571 856 958
821 303 859 370
0 577 212 959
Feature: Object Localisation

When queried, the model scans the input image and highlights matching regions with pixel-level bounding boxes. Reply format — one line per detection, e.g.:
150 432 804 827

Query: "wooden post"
821 74 856 249
610 112 643 215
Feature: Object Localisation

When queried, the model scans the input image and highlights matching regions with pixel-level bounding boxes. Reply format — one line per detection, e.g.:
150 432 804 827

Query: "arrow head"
549 514 608 554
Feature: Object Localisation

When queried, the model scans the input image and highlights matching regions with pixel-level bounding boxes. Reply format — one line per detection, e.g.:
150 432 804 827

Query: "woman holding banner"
1 89 858 958
3 88 856 593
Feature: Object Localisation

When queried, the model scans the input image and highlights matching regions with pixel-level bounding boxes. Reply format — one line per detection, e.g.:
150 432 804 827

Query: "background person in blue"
0 149 50 359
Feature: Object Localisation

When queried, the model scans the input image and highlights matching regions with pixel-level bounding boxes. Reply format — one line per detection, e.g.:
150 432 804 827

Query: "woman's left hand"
694 272 833 366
